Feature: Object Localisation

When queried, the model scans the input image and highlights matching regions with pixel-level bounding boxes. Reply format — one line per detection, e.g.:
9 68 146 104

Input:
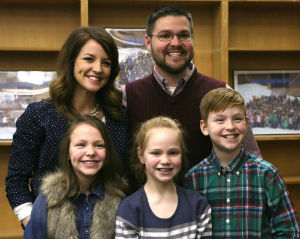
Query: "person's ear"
145 34 151 52
200 120 209 136
137 147 145 164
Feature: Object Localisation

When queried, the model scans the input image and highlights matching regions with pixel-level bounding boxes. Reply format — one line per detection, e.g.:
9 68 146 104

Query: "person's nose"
92 61 102 73
160 154 170 164
225 120 235 130
86 145 95 156
170 34 181 45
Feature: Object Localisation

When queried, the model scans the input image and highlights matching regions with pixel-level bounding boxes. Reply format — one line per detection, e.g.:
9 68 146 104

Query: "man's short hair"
146 5 193 36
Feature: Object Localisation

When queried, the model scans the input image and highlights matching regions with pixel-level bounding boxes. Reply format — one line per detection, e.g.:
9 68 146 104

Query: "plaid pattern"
185 146 299 238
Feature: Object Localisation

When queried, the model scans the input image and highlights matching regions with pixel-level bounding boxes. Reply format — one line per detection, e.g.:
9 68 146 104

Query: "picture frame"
0 71 56 141
233 70 300 135
105 28 154 88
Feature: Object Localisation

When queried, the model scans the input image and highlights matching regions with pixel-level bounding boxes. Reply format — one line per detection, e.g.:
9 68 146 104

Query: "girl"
24 115 128 239
6 26 128 227
115 116 212 238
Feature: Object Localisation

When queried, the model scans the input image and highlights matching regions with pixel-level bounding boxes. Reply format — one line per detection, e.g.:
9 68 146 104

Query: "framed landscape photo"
0 71 56 141
234 70 300 135
105 28 154 88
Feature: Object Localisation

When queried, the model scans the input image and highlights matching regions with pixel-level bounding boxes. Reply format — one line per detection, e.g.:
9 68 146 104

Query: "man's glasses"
150 31 192 42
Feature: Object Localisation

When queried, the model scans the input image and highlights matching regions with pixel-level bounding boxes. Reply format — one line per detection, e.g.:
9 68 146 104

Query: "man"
123 5 261 168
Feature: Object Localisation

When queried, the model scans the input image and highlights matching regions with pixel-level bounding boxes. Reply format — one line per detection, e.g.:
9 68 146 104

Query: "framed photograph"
234 70 300 135
105 28 154 88
0 71 56 141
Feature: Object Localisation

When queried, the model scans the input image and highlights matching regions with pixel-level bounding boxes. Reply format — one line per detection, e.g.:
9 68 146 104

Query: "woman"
5 26 128 228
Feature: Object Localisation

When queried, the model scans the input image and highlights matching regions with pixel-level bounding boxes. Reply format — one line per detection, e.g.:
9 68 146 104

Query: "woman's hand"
21 216 30 228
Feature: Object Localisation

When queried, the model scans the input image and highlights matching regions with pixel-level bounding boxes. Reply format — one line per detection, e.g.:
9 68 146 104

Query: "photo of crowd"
234 70 300 135
105 28 154 88
247 95 300 130
0 71 55 140
118 50 154 87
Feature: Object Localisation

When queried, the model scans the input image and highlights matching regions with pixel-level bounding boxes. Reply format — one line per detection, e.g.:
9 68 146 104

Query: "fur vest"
40 170 122 239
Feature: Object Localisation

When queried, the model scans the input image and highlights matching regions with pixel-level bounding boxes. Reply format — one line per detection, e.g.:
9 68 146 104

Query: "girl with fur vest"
24 115 128 239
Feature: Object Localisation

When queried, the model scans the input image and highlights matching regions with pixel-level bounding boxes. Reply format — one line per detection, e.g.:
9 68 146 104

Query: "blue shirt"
24 184 105 239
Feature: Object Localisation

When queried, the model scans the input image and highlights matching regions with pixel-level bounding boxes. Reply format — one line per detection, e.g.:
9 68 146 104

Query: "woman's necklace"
90 103 100 117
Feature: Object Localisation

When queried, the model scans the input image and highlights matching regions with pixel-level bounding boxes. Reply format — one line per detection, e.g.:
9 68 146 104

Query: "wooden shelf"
0 47 60 52
0 51 58 70
0 141 12 146
0 0 79 5
255 135 300 141
90 0 220 4
229 3 300 51
228 1 300 7
0 3 80 51
228 50 300 86
229 48 300 52
229 0 300 3
284 177 300 185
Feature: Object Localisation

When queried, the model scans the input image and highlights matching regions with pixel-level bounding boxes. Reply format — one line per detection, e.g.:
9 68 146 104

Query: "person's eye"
96 144 105 149
158 32 173 40
216 118 224 123
169 150 181 156
84 57 94 62
178 32 191 40
102 60 111 67
76 143 85 147
234 117 243 123
150 151 160 156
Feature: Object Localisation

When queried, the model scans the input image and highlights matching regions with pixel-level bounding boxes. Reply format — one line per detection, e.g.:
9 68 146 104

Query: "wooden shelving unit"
255 135 300 141
0 0 299 237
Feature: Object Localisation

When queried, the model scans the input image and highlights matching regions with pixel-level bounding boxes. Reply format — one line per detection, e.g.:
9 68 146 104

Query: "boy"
185 88 299 238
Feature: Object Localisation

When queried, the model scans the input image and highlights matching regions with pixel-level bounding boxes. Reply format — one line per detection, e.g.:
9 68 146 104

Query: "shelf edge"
284 176 300 185
0 141 12 146
255 135 300 141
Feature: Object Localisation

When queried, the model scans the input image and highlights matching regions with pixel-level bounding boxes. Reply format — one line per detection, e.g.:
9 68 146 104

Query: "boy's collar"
209 146 247 176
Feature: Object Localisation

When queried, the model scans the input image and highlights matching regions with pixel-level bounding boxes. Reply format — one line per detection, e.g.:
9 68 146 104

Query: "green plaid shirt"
185 146 299 238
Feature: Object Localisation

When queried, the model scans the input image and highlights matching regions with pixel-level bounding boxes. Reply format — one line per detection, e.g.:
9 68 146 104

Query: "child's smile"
138 127 182 184
201 106 248 161
69 123 106 185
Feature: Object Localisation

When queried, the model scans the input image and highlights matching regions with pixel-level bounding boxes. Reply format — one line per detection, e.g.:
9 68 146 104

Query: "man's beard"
151 48 194 75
